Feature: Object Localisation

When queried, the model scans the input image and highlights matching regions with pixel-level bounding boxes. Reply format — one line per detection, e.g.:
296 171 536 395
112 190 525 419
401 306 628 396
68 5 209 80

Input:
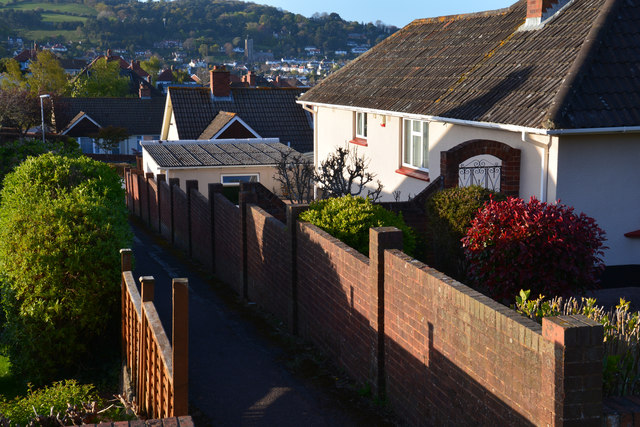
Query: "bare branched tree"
273 148 315 203
315 146 383 201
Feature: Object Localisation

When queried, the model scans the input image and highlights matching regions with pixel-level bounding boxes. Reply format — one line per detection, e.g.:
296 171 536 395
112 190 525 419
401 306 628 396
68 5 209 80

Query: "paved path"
129 220 379 427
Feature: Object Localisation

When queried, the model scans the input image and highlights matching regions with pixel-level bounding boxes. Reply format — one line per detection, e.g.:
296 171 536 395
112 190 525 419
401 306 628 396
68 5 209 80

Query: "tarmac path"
129 220 381 427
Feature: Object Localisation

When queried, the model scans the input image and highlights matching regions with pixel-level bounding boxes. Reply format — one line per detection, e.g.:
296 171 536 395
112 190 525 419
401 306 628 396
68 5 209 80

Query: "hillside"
0 0 397 59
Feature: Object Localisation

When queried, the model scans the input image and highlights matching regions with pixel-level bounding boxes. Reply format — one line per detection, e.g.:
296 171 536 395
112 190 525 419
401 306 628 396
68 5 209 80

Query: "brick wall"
125 171 605 426
213 193 243 295
246 205 291 325
172 186 188 253
190 189 213 271
296 223 377 387
159 180 172 241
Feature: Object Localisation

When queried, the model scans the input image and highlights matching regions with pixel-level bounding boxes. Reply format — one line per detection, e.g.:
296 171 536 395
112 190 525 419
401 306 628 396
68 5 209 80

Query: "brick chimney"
242 71 256 87
210 65 231 98
139 83 151 99
527 0 558 20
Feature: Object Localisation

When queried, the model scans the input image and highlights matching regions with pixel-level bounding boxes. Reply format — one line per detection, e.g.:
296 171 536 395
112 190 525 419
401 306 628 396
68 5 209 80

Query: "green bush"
515 290 640 397
0 153 131 383
0 380 98 425
425 186 504 279
299 195 416 257
0 138 80 188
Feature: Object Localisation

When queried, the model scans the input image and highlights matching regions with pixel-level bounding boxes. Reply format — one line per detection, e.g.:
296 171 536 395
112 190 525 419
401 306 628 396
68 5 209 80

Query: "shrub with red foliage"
462 197 606 302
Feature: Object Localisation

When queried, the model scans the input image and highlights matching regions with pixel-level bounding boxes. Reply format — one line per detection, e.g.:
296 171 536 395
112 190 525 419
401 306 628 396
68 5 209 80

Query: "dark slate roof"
53 96 166 135
299 0 640 130
198 111 238 140
168 87 314 152
141 141 295 168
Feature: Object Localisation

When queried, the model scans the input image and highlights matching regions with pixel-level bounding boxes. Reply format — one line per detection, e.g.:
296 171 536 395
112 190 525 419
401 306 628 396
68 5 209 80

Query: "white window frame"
355 111 367 139
402 119 429 171
221 173 260 186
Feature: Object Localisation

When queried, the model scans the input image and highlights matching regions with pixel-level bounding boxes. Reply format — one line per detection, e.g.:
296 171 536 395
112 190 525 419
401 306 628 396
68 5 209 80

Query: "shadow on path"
129 219 392 427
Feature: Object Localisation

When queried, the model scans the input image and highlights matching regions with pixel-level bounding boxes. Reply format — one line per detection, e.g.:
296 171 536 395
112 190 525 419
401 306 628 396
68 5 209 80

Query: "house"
52 86 165 155
155 68 199 94
160 67 314 153
141 139 295 198
298 0 640 270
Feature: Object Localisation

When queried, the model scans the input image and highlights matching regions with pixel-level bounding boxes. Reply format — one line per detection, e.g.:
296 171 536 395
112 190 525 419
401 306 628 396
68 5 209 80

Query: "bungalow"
53 86 165 155
298 0 640 269
141 139 295 198
160 67 314 153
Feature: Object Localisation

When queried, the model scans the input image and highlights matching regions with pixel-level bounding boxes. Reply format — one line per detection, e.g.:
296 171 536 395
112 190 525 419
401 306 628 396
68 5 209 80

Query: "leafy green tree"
140 55 162 83
0 88 40 139
26 50 68 96
91 125 128 151
0 153 131 383
0 59 26 90
70 57 129 97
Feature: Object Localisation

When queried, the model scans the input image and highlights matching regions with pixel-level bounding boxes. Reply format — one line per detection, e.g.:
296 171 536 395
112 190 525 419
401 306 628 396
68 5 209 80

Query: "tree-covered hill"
1 0 397 58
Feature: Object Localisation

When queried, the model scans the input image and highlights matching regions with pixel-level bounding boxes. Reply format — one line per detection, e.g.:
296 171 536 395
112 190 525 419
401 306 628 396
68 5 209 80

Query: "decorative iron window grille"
458 159 501 191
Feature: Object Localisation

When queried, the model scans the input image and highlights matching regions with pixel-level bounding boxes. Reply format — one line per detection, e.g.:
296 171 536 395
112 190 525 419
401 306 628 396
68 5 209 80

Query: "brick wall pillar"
542 315 603 426
156 174 166 234
186 180 199 258
369 227 403 399
208 183 224 274
286 204 308 335
239 182 258 300
124 168 131 210
169 178 180 245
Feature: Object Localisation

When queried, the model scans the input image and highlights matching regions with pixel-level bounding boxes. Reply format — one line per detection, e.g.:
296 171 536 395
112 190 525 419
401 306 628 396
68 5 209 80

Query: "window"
403 119 428 170
221 174 259 186
356 112 367 139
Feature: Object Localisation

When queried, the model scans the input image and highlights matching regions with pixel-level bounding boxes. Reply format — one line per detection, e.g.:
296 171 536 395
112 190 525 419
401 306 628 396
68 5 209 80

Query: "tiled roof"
13 49 37 62
198 111 237 140
141 141 295 168
168 87 314 152
299 0 640 130
53 96 166 135
157 69 175 82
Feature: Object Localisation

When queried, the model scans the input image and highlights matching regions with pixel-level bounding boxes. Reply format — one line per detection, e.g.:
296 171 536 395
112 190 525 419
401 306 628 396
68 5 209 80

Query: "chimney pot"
527 0 557 19
139 83 151 99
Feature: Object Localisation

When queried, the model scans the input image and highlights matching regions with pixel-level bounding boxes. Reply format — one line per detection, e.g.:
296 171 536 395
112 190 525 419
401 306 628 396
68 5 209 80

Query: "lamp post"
39 94 50 144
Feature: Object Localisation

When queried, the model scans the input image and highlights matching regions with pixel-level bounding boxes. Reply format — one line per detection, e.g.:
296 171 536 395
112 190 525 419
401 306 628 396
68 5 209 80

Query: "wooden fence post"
172 278 189 416
139 276 155 415
208 184 223 274
120 249 133 360
186 180 199 258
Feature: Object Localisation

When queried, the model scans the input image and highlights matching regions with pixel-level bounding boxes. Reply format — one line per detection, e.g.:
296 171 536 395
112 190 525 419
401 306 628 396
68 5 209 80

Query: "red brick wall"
159 181 172 241
148 179 159 231
190 191 212 271
296 223 376 387
246 205 291 325
172 187 188 253
213 193 243 295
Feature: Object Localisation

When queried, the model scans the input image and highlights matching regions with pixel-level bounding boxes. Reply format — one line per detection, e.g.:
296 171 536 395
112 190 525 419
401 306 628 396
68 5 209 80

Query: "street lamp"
39 94 50 144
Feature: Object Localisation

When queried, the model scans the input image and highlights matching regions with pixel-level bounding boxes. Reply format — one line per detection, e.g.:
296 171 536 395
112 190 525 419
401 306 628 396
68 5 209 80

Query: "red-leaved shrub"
462 197 606 302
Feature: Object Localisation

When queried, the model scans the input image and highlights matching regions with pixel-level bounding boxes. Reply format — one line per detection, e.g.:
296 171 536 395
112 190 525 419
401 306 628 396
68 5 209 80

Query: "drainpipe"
522 131 552 202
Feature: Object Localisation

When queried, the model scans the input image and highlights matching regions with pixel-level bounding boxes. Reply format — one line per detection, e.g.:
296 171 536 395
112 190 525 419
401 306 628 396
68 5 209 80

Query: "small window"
221 174 259 186
402 119 428 170
356 112 367 139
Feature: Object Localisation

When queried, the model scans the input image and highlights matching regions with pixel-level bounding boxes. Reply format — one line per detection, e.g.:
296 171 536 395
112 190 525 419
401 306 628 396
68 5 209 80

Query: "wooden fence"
120 249 189 418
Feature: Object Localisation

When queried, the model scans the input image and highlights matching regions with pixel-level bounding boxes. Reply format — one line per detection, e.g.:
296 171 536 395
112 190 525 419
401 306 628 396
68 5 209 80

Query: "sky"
244 0 515 28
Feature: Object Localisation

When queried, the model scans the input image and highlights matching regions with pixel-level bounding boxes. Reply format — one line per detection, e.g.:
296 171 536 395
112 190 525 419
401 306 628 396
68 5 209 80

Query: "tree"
315 146 383 201
26 50 68 96
0 88 40 139
273 148 314 203
140 55 162 83
70 57 130 97
91 125 128 151
0 59 26 90
0 153 131 383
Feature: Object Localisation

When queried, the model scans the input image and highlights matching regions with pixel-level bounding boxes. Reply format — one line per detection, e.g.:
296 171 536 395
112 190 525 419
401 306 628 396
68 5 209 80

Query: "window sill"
395 166 430 182
349 137 368 146
624 230 640 238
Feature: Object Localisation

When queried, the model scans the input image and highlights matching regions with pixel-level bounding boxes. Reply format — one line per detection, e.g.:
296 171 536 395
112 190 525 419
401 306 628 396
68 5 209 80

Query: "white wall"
556 133 640 266
314 106 559 202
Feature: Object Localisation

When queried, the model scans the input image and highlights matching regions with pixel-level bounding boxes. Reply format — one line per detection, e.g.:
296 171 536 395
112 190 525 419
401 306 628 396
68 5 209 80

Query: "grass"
41 12 87 22
1 1 96 15
0 355 25 400
24 29 84 41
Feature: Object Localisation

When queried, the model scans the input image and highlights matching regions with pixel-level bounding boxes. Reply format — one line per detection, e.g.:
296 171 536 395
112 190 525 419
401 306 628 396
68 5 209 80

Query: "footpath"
129 219 389 426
